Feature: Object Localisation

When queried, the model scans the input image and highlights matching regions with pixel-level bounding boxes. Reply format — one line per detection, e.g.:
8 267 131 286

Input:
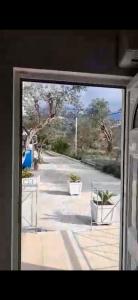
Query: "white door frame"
11 67 131 270
124 73 138 269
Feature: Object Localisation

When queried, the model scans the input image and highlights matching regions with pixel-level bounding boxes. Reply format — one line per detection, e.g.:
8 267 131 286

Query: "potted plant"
22 168 40 186
91 190 115 224
68 173 82 195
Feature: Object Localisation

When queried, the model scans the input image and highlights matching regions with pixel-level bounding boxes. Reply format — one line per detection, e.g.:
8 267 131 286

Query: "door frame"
123 73 138 269
11 67 131 270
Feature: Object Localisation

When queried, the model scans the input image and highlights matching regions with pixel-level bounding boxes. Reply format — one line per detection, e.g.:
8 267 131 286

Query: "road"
35 152 121 231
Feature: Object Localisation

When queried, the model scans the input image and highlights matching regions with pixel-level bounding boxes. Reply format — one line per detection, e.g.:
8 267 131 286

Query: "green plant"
22 169 33 178
69 174 81 182
97 190 115 205
70 152 82 160
52 138 69 154
102 163 120 178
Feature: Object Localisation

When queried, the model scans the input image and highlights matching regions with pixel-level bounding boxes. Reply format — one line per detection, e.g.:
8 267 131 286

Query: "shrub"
102 163 120 178
52 138 69 154
86 158 121 178
22 169 33 178
69 174 81 182
70 152 82 160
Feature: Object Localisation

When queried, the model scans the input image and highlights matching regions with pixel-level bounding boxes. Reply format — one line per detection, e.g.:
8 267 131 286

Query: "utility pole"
75 116 77 156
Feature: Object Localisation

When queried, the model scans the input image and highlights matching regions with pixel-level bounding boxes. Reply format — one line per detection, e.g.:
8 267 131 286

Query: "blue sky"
23 82 122 113
80 87 122 112
38 83 122 112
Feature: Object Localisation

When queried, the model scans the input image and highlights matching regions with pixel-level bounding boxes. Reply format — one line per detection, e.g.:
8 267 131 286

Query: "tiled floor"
21 224 119 270
73 225 119 270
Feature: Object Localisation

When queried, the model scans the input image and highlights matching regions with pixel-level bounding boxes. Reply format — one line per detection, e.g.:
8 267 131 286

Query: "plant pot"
22 175 40 187
91 200 114 225
69 182 82 195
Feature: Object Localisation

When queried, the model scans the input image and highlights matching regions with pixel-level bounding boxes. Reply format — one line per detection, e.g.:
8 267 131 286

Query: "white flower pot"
22 175 40 188
69 182 82 195
91 200 114 225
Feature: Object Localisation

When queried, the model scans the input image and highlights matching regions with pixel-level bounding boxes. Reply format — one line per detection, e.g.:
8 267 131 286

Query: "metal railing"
22 176 39 231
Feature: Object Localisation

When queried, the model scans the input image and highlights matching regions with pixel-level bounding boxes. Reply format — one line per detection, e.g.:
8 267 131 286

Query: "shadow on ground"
41 212 91 225
40 190 69 196
21 262 60 270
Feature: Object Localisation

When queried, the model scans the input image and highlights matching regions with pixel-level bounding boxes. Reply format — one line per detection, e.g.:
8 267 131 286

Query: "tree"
85 98 113 153
100 121 113 153
22 82 85 150
36 117 66 159
86 98 110 125
76 117 98 151
37 134 48 163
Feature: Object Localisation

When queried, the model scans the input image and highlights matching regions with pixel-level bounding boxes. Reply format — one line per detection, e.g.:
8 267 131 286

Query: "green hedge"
102 163 120 178
83 158 121 178
52 138 69 154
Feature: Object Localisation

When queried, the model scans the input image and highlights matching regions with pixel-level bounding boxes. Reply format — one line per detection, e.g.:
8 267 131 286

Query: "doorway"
12 68 130 270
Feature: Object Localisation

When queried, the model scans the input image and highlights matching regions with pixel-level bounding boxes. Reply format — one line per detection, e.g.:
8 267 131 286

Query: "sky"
80 87 122 112
23 82 122 114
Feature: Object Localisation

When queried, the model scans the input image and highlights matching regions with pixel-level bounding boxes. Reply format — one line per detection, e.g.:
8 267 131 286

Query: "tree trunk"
38 148 42 163
100 121 113 154
107 141 113 153
25 129 37 149
24 116 55 150
38 138 47 163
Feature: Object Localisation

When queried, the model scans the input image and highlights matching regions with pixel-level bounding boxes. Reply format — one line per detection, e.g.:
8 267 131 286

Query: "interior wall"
0 30 137 75
0 30 138 270
0 67 13 269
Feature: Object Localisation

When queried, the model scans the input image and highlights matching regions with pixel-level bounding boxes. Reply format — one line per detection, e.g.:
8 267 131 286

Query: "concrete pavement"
21 151 120 270
21 225 119 270
36 151 120 231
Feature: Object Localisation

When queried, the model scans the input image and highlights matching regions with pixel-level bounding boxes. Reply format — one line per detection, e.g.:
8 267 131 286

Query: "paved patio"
36 152 120 231
73 225 119 270
21 225 119 270
21 152 120 270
